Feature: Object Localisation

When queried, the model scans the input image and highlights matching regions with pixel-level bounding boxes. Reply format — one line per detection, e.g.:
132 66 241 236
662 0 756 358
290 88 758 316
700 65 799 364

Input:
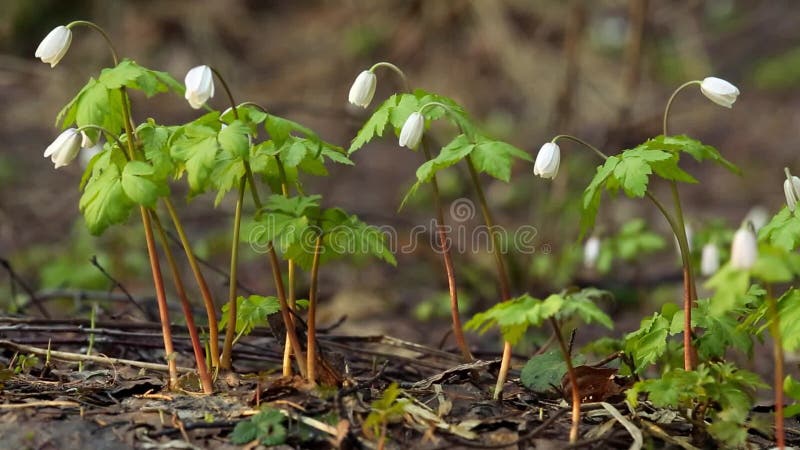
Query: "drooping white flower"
730 225 758 270
744 205 769 231
700 77 739 108
533 142 561 179
785 175 800 212
184 65 215 109
79 140 104 169
43 128 82 169
583 236 601 269
700 243 720 277
399 112 424 149
35 25 72 67
348 70 377 108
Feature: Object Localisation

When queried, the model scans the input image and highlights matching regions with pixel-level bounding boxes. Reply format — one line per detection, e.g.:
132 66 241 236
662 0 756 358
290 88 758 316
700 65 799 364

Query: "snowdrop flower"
348 70 377 108
533 142 561 179
184 65 215 109
43 128 82 169
399 112 424 149
785 174 800 212
700 77 739 108
700 243 720 277
35 25 72 67
583 236 601 269
730 225 757 270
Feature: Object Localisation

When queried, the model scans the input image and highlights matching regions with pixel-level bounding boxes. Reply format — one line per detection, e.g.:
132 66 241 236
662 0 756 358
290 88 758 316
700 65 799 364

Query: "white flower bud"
35 25 72 67
730 226 757 270
79 140 104 169
700 77 739 108
700 243 720 277
43 128 82 169
348 70 377 108
583 236 601 269
744 205 769 231
399 112 424 149
785 176 800 212
184 65 215 109
533 142 561 179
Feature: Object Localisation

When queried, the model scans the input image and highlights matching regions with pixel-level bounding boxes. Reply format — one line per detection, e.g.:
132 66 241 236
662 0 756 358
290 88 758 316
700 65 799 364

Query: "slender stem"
163 198 220 369
66 21 119 65
139 208 178 388
150 211 213 394
75 125 125 150
557 134 696 368
283 258 296 377
551 317 581 443
663 81 702 371
209 66 239 120
662 80 702 137
421 140 472 362
464 155 513 399
306 234 323 384
240 159 305 377
766 286 785 449
220 176 246 369
369 62 409 92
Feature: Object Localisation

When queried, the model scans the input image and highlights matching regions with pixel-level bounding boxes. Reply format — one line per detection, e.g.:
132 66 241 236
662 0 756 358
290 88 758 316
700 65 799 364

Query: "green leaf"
778 289 800 353
98 59 178 97
657 134 741 174
230 408 286 446
558 288 614 329
520 351 585 394
580 156 619 234
415 134 474 183
79 154 134 235
706 265 751 316
219 295 281 336
121 161 167 208
170 124 220 195
624 311 671 372
75 79 125 142
469 136 532 182
137 121 174 179
759 207 800 251
217 120 250 160
349 94 395 153
613 155 651 197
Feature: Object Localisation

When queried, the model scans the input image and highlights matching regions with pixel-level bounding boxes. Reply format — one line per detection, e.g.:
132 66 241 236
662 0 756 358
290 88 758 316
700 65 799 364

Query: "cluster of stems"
66 21 219 393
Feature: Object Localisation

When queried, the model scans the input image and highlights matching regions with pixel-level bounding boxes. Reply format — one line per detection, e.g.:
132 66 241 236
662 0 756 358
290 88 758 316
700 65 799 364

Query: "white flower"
399 112 424 149
43 128 82 169
35 25 72 67
79 140 104 169
583 236 601 269
184 65 215 109
700 243 720 276
730 226 757 270
533 142 561 179
785 176 800 212
348 70 377 108
744 205 769 231
700 77 739 108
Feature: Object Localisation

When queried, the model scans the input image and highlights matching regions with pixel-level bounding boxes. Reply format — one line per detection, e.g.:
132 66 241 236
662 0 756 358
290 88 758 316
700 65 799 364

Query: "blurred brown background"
1 0 800 350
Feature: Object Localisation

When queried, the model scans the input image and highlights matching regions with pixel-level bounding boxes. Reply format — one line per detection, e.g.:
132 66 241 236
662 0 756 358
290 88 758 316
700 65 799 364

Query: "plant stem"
555 134 696 369
766 286 785 449
163 198 220 369
139 208 178 387
662 81 702 371
550 317 581 443
67 21 119 65
420 140 472 362
306 234 323 384
464 155 513 399
275 155 298 377
150 211 213 394
220 176 246 369
239 156 307 378
369 62 410 92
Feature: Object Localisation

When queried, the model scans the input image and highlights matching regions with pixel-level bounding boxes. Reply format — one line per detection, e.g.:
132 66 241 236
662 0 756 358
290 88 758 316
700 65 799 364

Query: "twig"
0 340 194 374
0 258 50 317
90 255 151 319
0 400 81 409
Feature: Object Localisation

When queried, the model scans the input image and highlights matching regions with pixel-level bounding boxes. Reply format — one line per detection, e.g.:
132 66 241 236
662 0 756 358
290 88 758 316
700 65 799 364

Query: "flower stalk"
306 233 323 384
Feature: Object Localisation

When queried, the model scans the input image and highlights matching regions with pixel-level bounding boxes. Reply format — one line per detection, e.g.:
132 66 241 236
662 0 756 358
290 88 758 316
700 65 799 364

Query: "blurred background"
1 0 799 359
